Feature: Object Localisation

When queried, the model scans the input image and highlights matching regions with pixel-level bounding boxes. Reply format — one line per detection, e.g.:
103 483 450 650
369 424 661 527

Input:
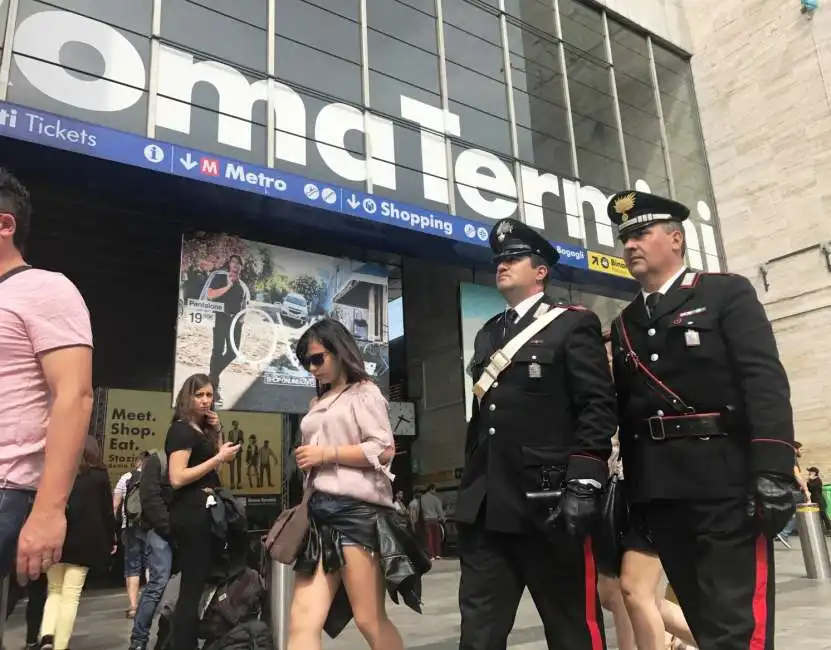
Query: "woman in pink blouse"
288 319 430 650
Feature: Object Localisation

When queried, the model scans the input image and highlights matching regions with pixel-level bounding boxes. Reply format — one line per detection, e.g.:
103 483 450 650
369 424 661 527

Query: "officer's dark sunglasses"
302 352 326 370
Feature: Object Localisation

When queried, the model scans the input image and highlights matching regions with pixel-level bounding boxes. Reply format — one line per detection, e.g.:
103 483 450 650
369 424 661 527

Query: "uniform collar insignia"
680 272 698 288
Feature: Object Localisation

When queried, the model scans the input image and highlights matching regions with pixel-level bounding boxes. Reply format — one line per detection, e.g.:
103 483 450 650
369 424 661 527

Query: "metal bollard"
269 560 295 650
0 574 9 645
796 503 831 580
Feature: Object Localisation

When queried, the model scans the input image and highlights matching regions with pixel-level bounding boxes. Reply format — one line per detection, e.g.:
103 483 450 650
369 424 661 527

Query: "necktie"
645 293 662 319
502 309 517 342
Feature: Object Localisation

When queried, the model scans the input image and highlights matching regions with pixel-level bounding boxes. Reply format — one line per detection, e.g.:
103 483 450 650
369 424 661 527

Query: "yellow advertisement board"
587 251 633 279
103 389 282 497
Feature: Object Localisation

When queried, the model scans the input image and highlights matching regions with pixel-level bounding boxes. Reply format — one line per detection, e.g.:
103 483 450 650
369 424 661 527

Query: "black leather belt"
643 413 727 441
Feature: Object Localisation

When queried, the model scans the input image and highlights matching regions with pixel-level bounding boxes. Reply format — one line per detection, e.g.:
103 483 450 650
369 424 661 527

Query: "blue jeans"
122 527 146 578
0 489 35 577
129 530 172 648
781 491 807 536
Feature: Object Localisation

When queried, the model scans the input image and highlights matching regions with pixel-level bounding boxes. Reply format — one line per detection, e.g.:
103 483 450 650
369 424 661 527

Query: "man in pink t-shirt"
0 169 93 591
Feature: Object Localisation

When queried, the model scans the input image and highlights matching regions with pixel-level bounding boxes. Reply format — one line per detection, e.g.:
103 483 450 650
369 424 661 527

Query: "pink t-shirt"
301 381 395 507
0 268 93 489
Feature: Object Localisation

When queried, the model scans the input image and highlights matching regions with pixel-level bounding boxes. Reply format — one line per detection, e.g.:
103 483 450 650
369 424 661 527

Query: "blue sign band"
0 101 589 270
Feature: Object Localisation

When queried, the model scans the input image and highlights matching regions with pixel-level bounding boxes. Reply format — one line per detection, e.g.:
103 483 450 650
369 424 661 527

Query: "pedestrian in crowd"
0 168 93 647
39 436 116 650
127 447 174 650
288 319 428 650
5 574 47 650
454 218 616 650
419 484 446 560
393 490 408 517
165 374 241 650
779 442 810 539
608 189 797 650
112 452 150 618
806 467 831 534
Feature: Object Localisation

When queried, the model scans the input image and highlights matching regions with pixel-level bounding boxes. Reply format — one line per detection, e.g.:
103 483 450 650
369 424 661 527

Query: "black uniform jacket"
455 292 616 534
610 270 795 503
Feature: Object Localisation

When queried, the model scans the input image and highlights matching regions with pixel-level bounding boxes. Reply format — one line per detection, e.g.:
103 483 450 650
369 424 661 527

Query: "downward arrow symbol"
346 194 360 209
179 153 198 170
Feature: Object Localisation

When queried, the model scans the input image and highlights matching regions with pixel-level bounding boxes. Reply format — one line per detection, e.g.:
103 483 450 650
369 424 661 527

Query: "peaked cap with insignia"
607 190 690 238
489 218 560 266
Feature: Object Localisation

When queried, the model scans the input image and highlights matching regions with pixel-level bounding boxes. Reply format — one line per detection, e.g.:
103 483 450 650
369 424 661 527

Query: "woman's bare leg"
620 550 666 650
341 546 404 650
598 574 636 650
659 597 697 647
286 561 341 650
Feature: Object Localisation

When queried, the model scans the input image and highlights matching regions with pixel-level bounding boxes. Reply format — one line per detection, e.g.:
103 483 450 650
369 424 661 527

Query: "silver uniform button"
657 410 665 417
489 404 496 412
493 381 499 388
650 353 659 362
648 328 656 336
488 427 496 435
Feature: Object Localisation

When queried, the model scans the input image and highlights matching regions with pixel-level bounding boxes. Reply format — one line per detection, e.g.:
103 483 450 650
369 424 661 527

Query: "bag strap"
0 264 32 285
615 314 694 414
473 306 567 400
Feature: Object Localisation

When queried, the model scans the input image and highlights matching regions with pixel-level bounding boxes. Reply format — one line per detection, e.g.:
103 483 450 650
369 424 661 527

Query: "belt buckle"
648 416 666 441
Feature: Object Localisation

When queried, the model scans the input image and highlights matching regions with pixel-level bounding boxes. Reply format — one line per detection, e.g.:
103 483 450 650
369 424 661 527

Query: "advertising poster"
102 389 282 499
174 232 390 413
459 283 508 422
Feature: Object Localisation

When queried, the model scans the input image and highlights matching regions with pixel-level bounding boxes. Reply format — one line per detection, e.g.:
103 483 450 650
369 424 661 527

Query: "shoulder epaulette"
683 271 737 288
566 304 588 312
483 312 502 327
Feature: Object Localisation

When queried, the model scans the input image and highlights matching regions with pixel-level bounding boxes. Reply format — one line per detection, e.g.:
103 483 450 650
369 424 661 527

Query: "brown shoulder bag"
263 479 313 564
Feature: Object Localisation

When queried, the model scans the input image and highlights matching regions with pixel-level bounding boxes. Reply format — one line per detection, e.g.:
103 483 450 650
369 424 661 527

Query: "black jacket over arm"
140 453 173 539
455 294 617 534
63 467 117 569
611 271 795 503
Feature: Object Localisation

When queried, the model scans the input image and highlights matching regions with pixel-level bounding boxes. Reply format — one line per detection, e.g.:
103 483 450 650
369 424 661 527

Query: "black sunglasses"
302 352 326 370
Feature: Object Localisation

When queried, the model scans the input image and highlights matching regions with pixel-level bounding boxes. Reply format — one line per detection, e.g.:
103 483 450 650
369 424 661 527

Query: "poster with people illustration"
174 232 390 413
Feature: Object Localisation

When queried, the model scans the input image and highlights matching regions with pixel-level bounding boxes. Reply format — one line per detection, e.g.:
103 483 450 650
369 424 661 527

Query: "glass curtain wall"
267 0 719 266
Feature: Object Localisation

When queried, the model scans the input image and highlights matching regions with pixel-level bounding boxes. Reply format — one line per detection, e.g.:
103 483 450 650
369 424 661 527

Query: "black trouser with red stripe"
457 520 605 650
645 497 775 650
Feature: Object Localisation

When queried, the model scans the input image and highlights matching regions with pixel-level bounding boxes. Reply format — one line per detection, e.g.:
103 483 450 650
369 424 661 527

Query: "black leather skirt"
295 491 432 638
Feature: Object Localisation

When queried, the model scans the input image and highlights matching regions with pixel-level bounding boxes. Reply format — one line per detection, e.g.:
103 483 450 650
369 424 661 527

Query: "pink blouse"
300 381 395 507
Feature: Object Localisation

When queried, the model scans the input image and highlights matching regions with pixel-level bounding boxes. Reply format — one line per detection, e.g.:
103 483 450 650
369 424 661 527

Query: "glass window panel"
449 96 513 156
566 50 624 190
558 0 606 62
367 31 440 96
444 23 505 85
275 0 360 63
451 143 520 223
653 45 715 209
42 0 153 34
275 38 362 104
508 24 571 175
161 0 268 72
273 92 367 191
368 69 440 120
609 20 669 195
442 0 501 45
295 0 359 22
366 0 438 53
503 0 557 37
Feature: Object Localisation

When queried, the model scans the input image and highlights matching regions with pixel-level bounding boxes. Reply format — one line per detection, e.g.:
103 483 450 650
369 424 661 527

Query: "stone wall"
683 0 831 474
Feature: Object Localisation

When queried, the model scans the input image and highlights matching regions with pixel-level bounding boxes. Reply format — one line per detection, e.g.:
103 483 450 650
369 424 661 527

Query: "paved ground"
5 537 831 649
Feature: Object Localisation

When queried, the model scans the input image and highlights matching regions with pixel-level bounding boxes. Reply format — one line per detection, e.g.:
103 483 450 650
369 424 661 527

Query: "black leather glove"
747 473 797 537
546 480 601 539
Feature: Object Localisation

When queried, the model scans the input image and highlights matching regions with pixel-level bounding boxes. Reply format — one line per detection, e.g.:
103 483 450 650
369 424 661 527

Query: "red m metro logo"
200 157 219 176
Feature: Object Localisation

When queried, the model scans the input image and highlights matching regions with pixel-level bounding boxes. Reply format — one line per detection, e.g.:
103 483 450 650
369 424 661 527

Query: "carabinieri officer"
455 218 617 650
607 190 796 650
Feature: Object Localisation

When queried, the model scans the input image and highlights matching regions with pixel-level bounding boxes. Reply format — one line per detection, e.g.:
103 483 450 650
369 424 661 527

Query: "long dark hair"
172 373 219 448
78 436 106 474
295 319 370 397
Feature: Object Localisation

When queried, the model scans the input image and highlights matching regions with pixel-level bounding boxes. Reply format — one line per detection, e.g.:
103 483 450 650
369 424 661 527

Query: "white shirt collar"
641 265 687 302
509 292 545 322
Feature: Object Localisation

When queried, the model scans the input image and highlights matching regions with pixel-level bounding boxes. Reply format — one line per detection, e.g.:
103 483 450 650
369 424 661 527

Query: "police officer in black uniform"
455 218 617 650
607 190 796 650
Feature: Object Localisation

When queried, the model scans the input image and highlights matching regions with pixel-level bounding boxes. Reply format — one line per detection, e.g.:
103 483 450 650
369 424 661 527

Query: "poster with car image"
174 232 390 413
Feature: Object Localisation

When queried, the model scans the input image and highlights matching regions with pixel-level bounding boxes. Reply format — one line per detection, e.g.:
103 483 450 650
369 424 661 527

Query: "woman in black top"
165 373 240 650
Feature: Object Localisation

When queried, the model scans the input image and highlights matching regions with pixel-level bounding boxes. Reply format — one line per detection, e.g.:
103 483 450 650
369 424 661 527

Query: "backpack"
200 568 266 642
203 621 272 650
123 471 143 526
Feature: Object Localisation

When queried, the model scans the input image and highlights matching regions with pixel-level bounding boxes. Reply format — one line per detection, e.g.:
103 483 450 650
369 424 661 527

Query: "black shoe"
39 636 54 650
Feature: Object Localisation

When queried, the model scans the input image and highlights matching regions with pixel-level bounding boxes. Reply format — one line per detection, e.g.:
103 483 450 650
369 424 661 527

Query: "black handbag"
593 473 627 577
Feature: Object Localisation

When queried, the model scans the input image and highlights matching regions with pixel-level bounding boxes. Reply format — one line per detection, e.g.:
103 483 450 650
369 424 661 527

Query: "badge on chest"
684 329 701 347
528 362 542 378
